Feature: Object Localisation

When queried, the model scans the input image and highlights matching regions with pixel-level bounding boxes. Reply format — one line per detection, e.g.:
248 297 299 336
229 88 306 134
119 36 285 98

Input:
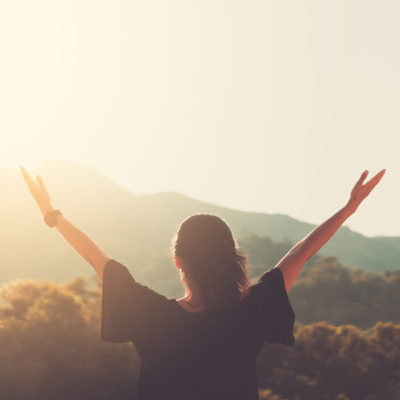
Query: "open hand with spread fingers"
275 168 387 292
20 166 55 216
19 165 110 278
345 169 386 214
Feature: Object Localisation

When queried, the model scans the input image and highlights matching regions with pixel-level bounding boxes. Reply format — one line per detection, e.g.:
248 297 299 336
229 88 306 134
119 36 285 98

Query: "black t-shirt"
101 259 295 400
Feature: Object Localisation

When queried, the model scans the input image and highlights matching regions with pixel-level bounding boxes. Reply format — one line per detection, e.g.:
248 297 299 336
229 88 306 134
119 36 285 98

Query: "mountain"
0 161 399 295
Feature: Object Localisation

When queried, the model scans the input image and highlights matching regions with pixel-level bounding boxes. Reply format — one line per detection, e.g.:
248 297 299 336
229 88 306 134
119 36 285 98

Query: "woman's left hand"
345 169 386 214
20 166 54 216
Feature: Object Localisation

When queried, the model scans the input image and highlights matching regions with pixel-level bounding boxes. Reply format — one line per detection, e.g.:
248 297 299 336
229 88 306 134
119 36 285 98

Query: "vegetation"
240 233 400 328
1 261 399 400
257 321 400 400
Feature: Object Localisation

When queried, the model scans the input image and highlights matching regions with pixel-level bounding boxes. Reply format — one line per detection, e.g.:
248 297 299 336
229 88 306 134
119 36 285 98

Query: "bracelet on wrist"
44 209 63 227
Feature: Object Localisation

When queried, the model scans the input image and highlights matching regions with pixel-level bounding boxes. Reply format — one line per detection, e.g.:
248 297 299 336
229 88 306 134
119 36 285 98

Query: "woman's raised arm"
20 166 110 281
274 169 386 292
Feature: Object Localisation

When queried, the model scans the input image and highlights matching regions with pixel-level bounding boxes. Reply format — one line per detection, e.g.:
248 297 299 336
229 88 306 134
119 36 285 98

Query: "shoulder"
102 259 136 283
259 267 283 283
258 267 285 287
103 258 128 274
102 259 170 305
249 267 289 303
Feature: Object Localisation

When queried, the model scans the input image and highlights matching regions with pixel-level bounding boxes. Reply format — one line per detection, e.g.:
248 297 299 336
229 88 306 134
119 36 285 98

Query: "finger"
355 170 369 187
365 169 386 190
20 166 37 191
36 175 50 197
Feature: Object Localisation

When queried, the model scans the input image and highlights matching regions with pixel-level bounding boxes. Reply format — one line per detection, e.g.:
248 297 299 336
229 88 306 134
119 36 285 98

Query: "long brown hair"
171 214 250 311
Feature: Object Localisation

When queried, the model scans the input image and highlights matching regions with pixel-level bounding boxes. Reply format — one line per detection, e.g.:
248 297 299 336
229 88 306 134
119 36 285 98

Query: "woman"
20 166 385 400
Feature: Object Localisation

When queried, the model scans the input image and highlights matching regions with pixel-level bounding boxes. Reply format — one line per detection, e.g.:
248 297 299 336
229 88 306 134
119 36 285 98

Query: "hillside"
0 161 398 291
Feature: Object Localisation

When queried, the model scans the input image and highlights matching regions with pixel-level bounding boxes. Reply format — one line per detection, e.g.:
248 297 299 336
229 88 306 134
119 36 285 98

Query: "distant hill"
1 161 399 294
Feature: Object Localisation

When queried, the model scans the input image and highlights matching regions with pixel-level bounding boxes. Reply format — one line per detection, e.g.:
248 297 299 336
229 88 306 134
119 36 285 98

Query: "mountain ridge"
0 162 398 289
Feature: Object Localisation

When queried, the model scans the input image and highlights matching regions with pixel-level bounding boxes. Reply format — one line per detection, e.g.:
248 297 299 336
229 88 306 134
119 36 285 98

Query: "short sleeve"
101 259 170 346
254 267 295 347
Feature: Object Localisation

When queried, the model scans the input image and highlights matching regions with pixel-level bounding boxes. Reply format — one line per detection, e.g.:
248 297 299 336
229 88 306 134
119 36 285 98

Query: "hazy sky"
1 1 399 237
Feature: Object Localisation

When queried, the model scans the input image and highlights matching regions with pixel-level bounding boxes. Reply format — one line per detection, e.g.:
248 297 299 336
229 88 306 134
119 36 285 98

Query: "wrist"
44 209 63 228
41 204 55 216
342 203 357 218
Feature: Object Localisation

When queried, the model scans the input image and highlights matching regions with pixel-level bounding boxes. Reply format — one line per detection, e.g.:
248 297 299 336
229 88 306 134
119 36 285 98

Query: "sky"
0 0 399 237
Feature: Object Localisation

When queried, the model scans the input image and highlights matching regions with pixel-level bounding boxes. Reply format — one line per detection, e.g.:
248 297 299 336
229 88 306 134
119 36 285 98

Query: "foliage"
256 321 400 400
0 276 399 399
288 256 400 328
239 232 400 327
0 278 139 400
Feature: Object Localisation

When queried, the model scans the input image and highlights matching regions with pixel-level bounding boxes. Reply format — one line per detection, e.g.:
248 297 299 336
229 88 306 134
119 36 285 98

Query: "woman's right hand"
20 166 54 216
345 169 386 214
